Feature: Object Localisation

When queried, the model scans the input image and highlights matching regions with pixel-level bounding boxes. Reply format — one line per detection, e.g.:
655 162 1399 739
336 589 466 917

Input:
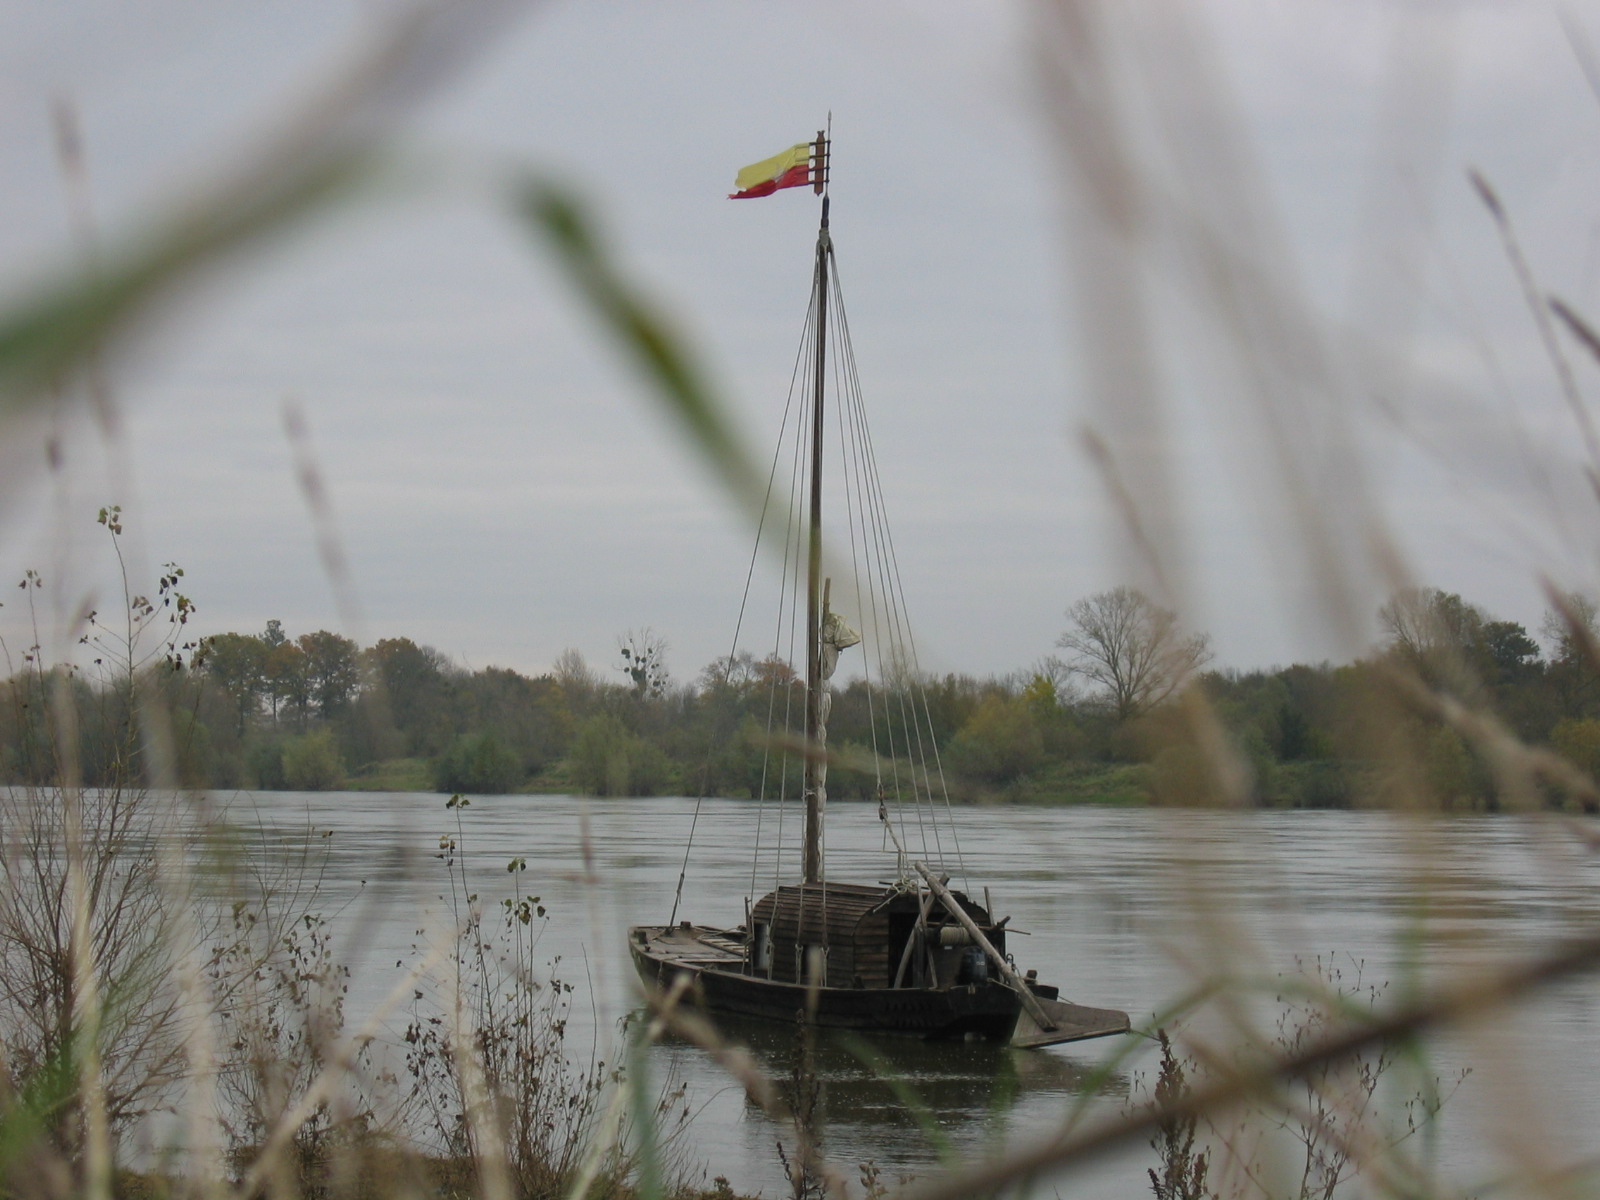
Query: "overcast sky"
3 1 1600 685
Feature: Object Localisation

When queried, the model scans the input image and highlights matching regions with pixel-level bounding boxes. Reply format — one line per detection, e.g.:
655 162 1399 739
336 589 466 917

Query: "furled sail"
813 607 860 798
819 609 861 682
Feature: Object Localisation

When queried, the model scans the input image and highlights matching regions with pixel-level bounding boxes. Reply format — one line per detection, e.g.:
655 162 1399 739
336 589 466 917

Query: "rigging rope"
671 281 817 927
828 250 969 888
673 220 974 927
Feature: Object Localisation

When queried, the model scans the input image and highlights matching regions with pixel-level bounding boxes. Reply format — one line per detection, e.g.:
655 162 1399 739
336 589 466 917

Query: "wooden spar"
892 888 936 988
802 133 831 886
914 862 1058 1032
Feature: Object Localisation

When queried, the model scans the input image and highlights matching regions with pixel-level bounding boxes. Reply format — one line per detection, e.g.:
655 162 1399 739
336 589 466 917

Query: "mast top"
812 129 830 209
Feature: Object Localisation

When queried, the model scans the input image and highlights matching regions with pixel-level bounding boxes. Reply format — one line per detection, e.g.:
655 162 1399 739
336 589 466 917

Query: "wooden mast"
803 129 830 885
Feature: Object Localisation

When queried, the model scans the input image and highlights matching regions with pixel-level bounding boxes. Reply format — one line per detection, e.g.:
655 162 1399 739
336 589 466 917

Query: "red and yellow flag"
729 143 813 200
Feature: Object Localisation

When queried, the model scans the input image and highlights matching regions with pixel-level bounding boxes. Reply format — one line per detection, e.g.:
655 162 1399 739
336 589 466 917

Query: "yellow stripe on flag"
734 143 811 192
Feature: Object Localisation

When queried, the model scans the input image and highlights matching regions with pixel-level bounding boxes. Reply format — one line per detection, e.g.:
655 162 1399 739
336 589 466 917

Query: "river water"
228 791 1600 1198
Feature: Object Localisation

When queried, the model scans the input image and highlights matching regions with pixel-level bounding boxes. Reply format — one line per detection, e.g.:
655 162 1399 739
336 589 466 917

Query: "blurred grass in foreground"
5 3 1600 1200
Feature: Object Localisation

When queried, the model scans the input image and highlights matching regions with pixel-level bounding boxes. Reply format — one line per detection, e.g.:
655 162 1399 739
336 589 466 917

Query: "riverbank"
337 755 1584 813
338 755 1159 805
335 756 1348 810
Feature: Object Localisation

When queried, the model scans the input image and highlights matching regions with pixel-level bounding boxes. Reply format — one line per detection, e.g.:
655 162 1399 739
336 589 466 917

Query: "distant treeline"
5 586 1599 809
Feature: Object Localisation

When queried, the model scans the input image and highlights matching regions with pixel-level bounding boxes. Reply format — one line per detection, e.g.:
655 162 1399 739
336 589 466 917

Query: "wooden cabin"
748 882 1006 990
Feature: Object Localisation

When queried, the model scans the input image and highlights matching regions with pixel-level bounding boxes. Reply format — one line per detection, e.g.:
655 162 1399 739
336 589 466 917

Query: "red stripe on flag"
728 163 812 200
729 179 779 200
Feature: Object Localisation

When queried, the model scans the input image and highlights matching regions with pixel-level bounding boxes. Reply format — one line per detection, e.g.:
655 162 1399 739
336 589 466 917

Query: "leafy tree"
201 631 267 735
1058 586 1212 721
1021 672 1061 716
754 654 799 690
1551 717 1600 782
947 694 1044 784
450 666 573 773
1478 618 1551 738
698 650 749 692
1478 619 1541 685
1026 655 1073 708
0 665 70 784
31 563 1600 806
918 673 988 744
262 636 309 725
364 637 446 753
297 630 361 720
1274 701 1322 761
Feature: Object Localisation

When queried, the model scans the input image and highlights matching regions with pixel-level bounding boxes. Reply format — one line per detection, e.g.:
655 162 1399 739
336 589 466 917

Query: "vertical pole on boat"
803 129 830 886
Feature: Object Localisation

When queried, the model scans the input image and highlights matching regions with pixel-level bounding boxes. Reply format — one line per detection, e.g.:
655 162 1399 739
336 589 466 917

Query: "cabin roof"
750 881 987 927
751 882 898 919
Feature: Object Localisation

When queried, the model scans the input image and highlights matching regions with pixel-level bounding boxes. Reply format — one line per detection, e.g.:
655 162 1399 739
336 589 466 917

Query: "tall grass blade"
894 929 1600 1200
514 181 767 521
0 1 528 414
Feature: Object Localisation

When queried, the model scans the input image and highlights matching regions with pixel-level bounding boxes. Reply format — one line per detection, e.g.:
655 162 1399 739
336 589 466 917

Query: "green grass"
342 757 433 792
522 759 580 794
946 761 1153 807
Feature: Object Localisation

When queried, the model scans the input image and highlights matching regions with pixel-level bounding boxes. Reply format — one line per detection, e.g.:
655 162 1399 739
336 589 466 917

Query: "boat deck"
637 923 746 972
1010 995 1131 1048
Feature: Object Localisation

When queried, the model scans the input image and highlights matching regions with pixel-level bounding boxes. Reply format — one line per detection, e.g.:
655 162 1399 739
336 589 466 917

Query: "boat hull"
630 923 1021 1041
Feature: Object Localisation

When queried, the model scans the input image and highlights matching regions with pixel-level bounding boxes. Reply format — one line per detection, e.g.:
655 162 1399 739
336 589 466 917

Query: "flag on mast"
728 142 813 199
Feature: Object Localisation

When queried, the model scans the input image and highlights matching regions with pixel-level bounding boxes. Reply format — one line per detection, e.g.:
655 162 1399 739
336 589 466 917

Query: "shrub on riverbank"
282 729 347 790
433 731 524 794
569 714 675 796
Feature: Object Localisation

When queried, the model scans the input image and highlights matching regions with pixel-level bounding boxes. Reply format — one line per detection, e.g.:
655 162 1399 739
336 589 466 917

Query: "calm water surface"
229 792 1600 1198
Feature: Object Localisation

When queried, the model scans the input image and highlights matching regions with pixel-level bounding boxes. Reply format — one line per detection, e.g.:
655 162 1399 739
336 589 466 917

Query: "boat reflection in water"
652 1011 1129 1142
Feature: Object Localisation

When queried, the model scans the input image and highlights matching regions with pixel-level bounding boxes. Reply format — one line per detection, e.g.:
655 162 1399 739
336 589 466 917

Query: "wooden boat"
629 133 1128 1049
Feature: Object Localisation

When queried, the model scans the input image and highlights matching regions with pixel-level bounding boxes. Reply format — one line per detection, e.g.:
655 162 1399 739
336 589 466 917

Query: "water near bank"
229 791 1600 1198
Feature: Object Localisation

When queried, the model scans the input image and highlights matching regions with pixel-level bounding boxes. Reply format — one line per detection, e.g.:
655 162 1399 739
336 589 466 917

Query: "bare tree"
0 515 207 1178
551 647 596 692
1056 587 1212 721
1542 591 1600 715
549 647 601 716
1378 588 1484 673
1376 587 1549 708
1541 590 1600 662
616 629 669 698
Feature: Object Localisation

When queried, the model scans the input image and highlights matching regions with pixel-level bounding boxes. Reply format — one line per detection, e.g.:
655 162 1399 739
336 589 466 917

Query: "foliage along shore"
8 567 1599 812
